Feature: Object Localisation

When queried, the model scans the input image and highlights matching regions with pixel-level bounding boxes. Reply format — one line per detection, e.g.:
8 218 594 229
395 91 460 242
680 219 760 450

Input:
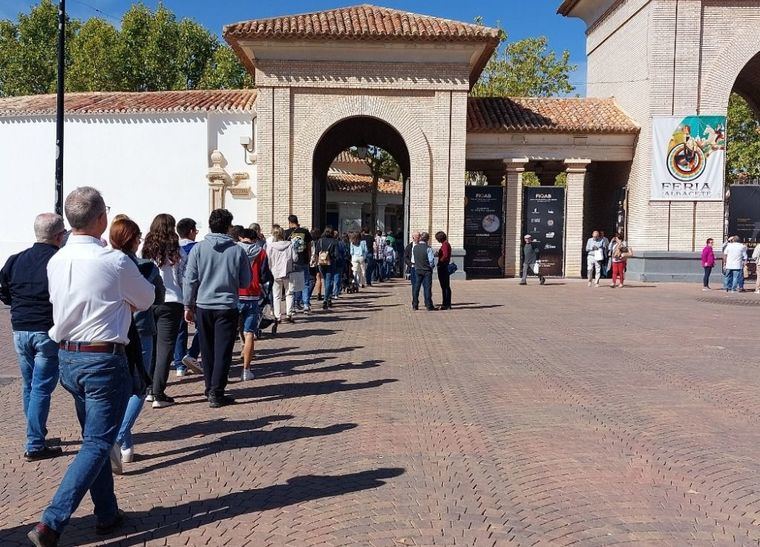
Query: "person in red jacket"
238 229 269 381
434 231 453 310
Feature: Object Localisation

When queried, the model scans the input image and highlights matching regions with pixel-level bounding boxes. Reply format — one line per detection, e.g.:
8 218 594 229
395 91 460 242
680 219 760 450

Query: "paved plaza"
0 278 759 546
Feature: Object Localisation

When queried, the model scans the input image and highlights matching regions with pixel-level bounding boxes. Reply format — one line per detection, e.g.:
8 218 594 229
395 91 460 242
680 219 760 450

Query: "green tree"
199 45 254 89
176 19 218 90
67 18 121 92
727 93 760 184
472 18 576 97
0 0 78 96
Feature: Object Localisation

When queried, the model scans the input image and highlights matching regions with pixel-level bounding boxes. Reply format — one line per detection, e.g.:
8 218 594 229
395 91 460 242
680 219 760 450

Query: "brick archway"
701 29 760 114
294 94 432 235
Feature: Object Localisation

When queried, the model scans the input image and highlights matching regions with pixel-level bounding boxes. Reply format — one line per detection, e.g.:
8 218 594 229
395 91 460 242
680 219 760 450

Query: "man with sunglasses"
0 213 67 463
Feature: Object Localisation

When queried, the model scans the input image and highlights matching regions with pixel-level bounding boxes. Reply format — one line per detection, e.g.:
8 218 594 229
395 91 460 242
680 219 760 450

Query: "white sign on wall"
651 115 727 201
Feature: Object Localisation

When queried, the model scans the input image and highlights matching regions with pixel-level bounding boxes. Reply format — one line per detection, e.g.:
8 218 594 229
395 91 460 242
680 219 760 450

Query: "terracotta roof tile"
0 89 257 117
224 4 500 44
467 97 639 134
327 170 402 195
333 150 365 164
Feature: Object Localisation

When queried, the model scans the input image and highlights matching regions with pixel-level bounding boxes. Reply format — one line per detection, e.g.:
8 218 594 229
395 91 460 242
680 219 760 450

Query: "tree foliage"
0 1 252 97
727 93 760 184
472 18 576 97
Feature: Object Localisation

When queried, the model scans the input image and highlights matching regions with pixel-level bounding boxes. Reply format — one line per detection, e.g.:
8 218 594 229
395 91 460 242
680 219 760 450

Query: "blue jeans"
366 257 376 284
333 263 343 297
319 266 335 302
409 266 418 301
173 319 200 372
301 268 313 309
117 335 153 450
413 270 434 310
12 331 59 453
42 349 131 533
725 269 742 291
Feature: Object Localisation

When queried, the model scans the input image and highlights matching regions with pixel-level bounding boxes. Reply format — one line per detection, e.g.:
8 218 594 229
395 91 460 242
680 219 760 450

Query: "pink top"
701 245 715 267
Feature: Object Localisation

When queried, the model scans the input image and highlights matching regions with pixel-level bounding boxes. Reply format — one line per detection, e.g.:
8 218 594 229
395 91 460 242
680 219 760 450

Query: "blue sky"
1 0 589 93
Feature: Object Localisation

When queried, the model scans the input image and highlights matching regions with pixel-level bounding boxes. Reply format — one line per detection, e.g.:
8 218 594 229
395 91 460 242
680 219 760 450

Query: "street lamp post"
54 0 66 216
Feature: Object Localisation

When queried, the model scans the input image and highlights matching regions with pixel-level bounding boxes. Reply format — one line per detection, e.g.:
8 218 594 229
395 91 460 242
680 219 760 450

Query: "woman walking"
267 226 296 322
702 238 715 291
434 231 452 310
349 232 368 288
109 217 165 464
609 233 632 288
309 228 323 304
315 226 339 309
142 214 185 408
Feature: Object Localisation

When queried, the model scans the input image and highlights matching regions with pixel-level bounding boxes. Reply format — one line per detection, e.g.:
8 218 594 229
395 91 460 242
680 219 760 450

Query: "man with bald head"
404 231 421 302
1 213 67 462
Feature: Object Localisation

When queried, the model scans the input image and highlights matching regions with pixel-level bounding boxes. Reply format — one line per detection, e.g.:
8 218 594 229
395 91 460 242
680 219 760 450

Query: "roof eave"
557 0 582 16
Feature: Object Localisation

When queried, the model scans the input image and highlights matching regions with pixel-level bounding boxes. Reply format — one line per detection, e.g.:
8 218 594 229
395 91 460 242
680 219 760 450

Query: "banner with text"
464 186 504 278
651 115 726 201
523 187 565 277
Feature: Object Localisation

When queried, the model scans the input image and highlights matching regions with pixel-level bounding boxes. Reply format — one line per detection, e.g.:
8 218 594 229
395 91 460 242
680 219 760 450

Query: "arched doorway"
312 116 411 237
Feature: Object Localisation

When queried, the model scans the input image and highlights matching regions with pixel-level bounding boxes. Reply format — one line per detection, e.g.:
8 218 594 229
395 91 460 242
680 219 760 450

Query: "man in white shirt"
723 235 747 293
28 187 154 547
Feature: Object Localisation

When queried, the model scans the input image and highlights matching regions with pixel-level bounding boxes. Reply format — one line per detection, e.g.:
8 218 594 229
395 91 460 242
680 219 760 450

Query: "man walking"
585 230 605 287
520 235 546 285
412 232 436 311
0 213 66 462
283 214 312 313
28 187 154 547
183 209 251 408
723 235 746 293
404 231 420 300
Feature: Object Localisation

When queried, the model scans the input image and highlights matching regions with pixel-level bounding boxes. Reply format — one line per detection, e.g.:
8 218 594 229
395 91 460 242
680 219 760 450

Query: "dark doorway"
312 117 410 233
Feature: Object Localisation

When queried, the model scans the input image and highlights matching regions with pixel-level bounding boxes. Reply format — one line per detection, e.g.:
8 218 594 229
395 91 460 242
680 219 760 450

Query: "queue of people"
0 185 460 547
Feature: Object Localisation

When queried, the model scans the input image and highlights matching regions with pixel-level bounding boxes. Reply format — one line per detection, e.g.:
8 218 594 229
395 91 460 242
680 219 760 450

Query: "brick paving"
1 279 760 546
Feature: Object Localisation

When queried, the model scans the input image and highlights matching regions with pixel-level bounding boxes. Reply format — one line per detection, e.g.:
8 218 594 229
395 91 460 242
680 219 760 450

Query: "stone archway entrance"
311 116 411 235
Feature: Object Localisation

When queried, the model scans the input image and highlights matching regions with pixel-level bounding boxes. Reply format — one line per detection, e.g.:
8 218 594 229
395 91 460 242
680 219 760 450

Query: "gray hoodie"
183 233 252 310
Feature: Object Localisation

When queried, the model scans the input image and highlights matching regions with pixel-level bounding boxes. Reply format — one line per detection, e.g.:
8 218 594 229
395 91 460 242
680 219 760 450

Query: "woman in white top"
349 232 368 288
142 214 185 408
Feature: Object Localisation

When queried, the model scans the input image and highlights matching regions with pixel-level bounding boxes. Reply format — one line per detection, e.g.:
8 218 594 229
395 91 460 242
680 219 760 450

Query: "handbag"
592 248 604 262
447 263 458 275
532 262 540 275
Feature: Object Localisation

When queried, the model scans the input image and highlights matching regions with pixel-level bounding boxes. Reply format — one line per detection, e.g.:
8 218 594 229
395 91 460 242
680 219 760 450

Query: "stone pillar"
207 150 230 213
504 158 529 277
375 203 387 232
564 159 591 278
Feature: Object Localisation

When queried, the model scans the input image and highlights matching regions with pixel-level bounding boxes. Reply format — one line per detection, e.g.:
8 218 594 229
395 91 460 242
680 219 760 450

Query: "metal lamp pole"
54 0 65 215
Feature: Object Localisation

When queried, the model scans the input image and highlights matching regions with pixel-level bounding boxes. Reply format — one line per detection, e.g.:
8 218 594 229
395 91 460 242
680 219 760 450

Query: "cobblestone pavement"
1 278 760 546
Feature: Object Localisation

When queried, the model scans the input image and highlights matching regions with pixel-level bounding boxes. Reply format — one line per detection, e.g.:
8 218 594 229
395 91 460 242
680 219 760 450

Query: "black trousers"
437 264 451 308
703 266 713 287
152 303 183 397
196 307 239 399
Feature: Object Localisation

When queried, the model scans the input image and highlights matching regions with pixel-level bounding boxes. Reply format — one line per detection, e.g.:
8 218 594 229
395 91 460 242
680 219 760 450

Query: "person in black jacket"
315 226 339 309
520 235 546 285
0 213 66 462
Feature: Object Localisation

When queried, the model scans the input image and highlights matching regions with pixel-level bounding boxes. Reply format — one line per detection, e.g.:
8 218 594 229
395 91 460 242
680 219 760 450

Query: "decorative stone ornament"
206 150 252 212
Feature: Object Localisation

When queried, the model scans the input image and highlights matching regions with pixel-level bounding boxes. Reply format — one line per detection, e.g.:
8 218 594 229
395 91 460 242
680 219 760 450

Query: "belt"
59 341 126 355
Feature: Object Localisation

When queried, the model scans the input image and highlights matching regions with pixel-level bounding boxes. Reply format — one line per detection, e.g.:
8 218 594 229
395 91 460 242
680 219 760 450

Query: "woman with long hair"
142 214 185 408
110 217 164 465
309 228 322 305
349 231 368 288
434 231 452 310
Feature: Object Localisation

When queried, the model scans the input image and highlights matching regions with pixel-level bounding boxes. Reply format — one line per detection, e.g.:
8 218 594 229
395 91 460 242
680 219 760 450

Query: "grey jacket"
183 233 252 310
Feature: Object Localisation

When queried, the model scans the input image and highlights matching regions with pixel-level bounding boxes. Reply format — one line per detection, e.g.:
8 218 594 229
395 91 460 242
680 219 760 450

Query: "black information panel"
523 187 565 277
728 185 760 244
464 186 504 278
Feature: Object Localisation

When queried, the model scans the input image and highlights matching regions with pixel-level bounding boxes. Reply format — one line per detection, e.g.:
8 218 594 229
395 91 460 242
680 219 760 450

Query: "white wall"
208 112 258 228
0 112 257 265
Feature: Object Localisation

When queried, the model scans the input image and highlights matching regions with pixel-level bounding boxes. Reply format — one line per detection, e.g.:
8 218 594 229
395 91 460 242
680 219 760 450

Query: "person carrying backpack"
315 226 339 309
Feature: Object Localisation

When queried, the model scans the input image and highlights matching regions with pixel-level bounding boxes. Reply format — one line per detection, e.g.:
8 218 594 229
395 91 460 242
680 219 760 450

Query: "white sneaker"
181 355 203 374
175 368 186 377
241 368 254 381
110 444 123 475
703 287 710 291
587 281 592 287
145 393 154 402
121 447 134 464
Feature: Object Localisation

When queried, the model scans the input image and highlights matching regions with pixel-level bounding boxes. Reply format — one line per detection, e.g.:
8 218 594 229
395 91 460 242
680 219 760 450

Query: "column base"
626 251 722 283
451 248 466 280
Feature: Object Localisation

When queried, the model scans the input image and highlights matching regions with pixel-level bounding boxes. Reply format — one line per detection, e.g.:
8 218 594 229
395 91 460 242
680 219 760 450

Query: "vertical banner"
523 187 565 277
464 186 504 278
651 115 726 201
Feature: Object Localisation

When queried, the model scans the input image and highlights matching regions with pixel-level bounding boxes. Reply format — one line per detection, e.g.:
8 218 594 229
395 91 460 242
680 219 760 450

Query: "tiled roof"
333 150 365 164
327 170 402 195
0 89 257 117
224 5 500 44
467 97 639 134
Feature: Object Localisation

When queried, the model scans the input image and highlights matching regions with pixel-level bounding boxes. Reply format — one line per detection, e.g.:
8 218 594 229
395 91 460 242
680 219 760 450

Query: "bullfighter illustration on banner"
651 115 727 201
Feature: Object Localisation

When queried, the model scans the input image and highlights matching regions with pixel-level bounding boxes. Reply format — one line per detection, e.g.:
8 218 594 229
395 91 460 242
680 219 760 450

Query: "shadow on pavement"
133 415 293 444
252 359 384 379
0 468 405 546
232 378 398 402
129 423 358 475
